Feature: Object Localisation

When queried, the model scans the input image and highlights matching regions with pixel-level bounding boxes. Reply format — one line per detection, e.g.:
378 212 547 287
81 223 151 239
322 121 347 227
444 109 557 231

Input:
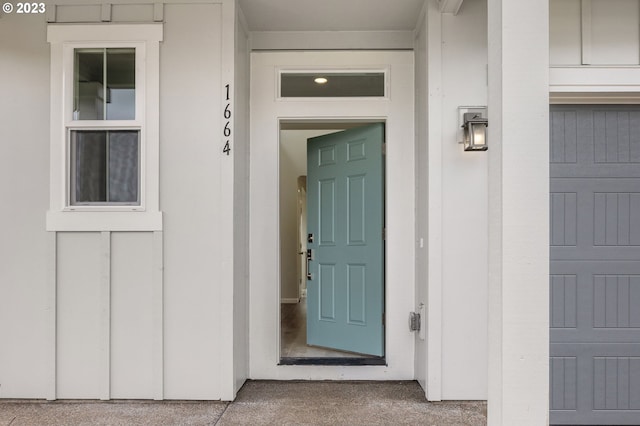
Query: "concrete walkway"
0 381 486 425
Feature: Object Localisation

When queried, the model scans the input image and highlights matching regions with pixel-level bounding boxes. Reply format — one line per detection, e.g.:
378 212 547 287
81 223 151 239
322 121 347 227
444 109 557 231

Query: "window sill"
46 210 163 232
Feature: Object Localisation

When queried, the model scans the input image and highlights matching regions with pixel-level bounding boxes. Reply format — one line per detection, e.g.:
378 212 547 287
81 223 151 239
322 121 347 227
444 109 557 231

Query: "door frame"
249 51 415 380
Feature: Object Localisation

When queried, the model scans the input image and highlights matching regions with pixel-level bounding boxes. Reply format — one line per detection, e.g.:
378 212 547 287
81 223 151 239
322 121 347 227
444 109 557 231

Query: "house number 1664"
223 84 231 156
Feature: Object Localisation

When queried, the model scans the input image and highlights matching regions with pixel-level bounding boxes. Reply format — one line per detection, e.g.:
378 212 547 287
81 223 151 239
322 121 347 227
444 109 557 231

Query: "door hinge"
382 228 386 240
382 142 386 155
382 312 385 326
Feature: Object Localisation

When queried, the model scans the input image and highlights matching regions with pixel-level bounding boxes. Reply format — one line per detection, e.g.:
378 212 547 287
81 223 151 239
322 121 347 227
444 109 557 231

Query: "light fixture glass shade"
462 113 488 151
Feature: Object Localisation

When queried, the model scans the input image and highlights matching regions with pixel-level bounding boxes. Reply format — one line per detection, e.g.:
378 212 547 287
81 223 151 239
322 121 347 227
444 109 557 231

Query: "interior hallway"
280 298 377 359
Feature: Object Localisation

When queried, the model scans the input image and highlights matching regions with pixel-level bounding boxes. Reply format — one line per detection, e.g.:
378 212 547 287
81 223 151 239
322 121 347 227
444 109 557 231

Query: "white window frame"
47 24 163 231
277 68 390 100
277 67 391 101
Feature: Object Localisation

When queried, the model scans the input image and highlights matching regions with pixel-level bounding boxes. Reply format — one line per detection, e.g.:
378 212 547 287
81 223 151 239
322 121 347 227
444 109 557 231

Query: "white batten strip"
152 231 164 400
100 231 111 400
581 0 592 65
46 232 57 400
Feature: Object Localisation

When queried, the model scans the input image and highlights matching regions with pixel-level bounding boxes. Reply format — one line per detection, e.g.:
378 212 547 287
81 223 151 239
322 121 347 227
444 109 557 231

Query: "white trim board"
550 66 640 93
249 51 415 380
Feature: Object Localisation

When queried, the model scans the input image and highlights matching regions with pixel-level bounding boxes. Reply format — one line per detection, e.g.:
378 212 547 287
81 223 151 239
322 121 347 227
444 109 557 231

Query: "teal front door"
306 123 385 357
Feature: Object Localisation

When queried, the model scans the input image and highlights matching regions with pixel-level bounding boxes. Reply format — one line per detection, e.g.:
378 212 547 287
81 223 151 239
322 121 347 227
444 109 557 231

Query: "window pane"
280 73 385 97
71 130 140 205
73 131 107 202
108 131 138 202
106 49 135 120
74 48 135 120
74 50 105 120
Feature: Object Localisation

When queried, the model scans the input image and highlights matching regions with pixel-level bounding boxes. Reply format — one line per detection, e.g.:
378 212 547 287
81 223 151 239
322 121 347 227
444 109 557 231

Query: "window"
47 24 162 231
70 130 139 205
74 48 136 121
280 72 386 98
70 47 139 206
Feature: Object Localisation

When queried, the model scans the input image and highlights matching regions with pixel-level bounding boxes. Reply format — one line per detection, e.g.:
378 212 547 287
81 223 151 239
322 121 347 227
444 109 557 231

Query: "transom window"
280 72 386 98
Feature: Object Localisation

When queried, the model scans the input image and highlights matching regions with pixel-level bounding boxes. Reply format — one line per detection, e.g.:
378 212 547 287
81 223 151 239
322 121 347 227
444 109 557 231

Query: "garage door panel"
552 107 640 166
593 110 640 164
551 262 640 343
551 105 640 424
551 165 640 178
551 179 640 257
551 343 640 425
552 248 640 261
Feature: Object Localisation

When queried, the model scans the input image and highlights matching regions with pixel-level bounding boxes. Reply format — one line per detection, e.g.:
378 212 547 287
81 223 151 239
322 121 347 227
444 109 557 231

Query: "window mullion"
105 130 110 203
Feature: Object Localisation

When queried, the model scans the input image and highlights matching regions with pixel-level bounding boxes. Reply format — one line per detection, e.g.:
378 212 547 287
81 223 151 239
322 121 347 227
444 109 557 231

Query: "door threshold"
279 357 386 366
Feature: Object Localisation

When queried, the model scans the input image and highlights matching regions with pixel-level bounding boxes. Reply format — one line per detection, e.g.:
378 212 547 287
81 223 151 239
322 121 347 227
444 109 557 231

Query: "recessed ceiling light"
314 77 328 84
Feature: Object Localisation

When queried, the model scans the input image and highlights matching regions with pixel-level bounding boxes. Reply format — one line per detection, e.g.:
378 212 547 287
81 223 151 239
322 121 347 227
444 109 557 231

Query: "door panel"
550 106 640 425
306 123 384 357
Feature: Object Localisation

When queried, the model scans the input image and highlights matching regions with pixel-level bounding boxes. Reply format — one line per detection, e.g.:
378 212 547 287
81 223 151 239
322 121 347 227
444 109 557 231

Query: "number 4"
223 141 231 156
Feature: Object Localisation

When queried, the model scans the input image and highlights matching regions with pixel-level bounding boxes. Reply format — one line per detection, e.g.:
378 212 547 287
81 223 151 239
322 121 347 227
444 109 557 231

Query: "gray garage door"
550 105 640 425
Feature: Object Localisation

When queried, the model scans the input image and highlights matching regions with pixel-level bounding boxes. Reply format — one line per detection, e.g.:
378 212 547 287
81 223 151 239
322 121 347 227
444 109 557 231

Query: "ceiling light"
314 77 328 84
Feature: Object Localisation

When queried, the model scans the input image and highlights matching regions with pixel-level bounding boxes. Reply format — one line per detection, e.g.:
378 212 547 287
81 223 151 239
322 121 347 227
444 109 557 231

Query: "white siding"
487 0 550 423
0 0 246 401
413 1 430 398
160 3 224 400
550 0 640 65
0 12 51 399
110 232 155 399
233 4 251 397
439 0 489 400
550 0 582 65
56 233 103 399
591 0 640 65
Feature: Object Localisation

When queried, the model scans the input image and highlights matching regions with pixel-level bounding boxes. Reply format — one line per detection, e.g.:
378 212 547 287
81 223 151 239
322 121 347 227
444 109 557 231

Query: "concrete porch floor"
0 381 487 425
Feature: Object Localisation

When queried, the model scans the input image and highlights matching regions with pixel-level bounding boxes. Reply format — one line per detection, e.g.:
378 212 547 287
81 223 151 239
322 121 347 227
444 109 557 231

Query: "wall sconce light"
458 106 488 151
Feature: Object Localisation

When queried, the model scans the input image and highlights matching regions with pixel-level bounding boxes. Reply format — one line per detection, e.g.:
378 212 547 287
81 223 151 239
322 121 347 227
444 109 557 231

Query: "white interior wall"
279 129 341 302
279 131 308 302
438 0 489 400
0 13 51 399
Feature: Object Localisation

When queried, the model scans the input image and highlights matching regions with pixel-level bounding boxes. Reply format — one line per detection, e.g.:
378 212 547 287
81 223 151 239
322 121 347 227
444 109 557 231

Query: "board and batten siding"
0 12 51 399
551 0 640 66
0 0 248 401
